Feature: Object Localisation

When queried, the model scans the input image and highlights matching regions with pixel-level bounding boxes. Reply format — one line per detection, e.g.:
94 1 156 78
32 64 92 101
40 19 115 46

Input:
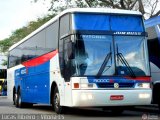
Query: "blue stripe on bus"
87 76 150 88
15 60 50 104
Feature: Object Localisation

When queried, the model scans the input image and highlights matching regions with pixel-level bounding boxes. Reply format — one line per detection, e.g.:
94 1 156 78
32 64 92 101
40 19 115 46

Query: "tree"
0 14 54 52
34 0 160 19
142 0 160 18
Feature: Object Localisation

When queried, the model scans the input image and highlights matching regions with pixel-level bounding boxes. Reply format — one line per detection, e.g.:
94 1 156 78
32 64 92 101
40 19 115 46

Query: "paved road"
0 96 159 120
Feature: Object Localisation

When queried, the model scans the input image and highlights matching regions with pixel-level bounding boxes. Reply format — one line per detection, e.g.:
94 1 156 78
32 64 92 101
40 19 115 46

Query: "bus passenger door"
59 14 72 106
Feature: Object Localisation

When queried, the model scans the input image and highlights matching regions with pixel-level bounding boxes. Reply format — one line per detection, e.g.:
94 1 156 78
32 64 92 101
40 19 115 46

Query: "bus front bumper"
71 89 152 107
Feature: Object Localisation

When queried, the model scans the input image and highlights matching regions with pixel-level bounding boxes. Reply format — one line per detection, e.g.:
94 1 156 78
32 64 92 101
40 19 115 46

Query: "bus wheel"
52 87 65 114
13 93 17 105
16 90 24 108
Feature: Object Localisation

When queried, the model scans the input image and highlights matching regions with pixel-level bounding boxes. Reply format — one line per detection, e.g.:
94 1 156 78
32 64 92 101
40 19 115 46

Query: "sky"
0 0 50 40
0 0 159 40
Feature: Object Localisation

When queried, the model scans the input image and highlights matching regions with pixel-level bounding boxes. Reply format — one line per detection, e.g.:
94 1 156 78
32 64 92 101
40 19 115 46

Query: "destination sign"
74 30 146 36
113 31 142 35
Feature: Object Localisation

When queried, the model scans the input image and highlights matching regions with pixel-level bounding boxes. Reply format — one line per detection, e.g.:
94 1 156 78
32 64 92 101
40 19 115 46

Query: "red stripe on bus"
124 76 151 82
22 50 58 67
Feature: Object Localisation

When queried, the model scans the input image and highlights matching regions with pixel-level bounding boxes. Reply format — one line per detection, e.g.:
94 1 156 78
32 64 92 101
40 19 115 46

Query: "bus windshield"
115 36 150 76
73 35 150 77
74 35 114 76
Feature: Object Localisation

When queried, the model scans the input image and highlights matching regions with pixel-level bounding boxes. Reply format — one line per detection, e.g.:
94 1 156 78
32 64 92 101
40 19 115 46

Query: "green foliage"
1 59 7 66
35 0 139 12
0 14 54 52
34 0 160 18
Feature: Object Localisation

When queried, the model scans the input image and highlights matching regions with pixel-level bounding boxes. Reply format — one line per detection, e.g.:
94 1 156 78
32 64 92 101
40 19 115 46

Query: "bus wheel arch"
51 82 65 114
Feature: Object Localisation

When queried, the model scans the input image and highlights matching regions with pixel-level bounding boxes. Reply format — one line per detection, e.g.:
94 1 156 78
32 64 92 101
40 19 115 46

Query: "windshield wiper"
96 52 112 78
116 45 136 78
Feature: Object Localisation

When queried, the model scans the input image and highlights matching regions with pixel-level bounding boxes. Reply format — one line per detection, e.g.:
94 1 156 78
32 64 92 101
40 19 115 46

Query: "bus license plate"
110 95 124 100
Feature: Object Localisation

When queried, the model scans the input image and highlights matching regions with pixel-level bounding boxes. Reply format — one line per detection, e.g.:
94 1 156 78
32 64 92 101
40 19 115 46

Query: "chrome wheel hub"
54 93 59 109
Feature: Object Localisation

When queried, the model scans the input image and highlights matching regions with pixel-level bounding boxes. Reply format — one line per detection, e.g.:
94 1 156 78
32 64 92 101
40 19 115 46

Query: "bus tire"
13 93 17 105
52 87 65 114
16 90 25 108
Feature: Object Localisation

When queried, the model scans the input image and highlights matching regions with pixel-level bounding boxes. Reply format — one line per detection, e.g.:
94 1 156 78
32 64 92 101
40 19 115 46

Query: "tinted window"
46 21 58 52
9 20 59 68
9 47 22 67
21 37 37 62
59 14 70 76
59 38 64 77
60 14 70 37
34 30 46 56
9 42 35 68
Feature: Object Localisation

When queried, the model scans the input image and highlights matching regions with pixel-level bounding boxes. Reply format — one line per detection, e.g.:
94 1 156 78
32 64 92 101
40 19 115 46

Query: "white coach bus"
7 8 152 114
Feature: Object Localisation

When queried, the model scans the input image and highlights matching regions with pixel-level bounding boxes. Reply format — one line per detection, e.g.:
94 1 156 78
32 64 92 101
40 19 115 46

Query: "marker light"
74 83 79 88
81 84 88 88
81 83 94 88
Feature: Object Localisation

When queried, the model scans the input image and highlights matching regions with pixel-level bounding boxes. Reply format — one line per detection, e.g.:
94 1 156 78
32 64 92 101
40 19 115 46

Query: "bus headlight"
135 83 150 89
139 93 150 99
81 93 94 100
80 83 96 89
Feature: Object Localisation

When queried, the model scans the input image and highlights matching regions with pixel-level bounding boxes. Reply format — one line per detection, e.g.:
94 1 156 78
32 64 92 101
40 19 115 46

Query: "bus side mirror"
67 42 75 59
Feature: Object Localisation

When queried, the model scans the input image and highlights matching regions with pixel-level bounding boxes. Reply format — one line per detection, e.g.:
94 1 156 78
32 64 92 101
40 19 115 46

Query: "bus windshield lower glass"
73 35 150 77
74 35 114 76
115 36 150 76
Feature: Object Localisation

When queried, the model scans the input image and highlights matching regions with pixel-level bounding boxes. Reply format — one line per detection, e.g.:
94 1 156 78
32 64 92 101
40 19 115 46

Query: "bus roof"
145 16 160 28
9 8 142 51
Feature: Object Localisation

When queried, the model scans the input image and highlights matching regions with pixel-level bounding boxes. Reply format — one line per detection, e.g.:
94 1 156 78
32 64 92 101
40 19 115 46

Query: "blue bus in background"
145 16 160 109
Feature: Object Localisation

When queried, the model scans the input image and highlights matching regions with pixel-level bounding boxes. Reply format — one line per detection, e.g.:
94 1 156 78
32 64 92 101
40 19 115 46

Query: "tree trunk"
138 0 145 15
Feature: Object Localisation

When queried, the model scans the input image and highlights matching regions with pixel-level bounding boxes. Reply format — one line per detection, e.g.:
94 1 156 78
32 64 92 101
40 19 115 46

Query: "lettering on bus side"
15 68 27 77
80 35 107 39
15 72 20 76
113 31 142 35
20 68 27 75
93 79 110 83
